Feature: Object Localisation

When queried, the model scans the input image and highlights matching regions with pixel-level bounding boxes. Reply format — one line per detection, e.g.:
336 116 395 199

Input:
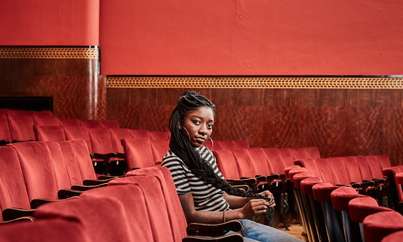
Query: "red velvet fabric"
126 166 188 242
330 186 362 211
81 184 157 242
59 141 86 185
213 148 240 179
35 125 66 142
381 231 403 242
148 131 170 164
45 141 72 190
32 111 62 126
69 140 97 181
312 182 338 202
35 195 151 242
300 177 322 196
263 148 286 174
89 128 117 154
0 109 11 143
348 196 391 223
99 120 120 129
62 119 92 152
107 176 176 242
233 148 257 178
248 148 273 176
0 146 31 220
363 211 403 242
0 218 91 242
122 137 155 169
292 171 314 189
6 110 35 142
11 142 59 201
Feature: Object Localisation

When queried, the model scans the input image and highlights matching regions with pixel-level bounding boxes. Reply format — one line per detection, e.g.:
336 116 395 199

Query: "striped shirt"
162 146 230 212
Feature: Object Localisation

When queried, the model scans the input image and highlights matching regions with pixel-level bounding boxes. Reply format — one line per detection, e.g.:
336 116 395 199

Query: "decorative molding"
106 76 403 89
0 47 98 59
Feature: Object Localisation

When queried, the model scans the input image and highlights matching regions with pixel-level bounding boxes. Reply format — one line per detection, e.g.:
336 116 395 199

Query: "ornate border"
106 76 403 89
0 47 98 59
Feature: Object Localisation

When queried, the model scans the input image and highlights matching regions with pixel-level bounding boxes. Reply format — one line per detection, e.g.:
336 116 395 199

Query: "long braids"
169 91 260 198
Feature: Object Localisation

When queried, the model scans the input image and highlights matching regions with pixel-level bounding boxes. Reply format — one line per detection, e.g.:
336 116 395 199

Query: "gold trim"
0 47 98 59
106 76 403 89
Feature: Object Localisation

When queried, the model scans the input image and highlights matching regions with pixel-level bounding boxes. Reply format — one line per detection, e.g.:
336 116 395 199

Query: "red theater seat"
32 111 62 126
0 146 31 221
6 110 35 142
0 218 91 242
0 109 11 144
35 125 66 142
122 137 155 170
382 231 403 242
62 119 92 151
363 211 403 242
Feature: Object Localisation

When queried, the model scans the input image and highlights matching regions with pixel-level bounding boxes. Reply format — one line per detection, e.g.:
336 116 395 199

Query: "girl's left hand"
258 190 276 207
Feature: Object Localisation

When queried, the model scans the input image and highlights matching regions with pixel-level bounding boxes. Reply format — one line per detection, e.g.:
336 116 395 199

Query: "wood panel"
107 86 403 166
0 47 100 119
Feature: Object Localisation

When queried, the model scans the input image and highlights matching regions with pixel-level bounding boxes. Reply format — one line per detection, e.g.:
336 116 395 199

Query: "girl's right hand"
240 199 270 218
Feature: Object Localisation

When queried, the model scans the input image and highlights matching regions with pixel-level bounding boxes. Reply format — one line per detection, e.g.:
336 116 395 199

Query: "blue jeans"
239 219 302 242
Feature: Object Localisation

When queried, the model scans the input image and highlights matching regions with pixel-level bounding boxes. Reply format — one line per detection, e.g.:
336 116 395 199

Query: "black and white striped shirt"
162 146 230 212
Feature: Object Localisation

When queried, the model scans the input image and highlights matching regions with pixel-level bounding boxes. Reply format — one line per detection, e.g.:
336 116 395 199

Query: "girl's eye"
192 120 201 125
207 124 214 129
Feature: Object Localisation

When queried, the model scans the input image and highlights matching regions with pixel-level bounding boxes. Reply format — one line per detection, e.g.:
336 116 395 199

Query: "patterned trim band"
0 47 98 59
107 76 403 89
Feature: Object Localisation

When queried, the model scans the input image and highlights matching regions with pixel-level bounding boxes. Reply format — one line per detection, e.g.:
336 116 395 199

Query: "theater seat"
0 218 91 242
363 211 403 242
34 125 66 142
0 109 11 145
32 111 62 126
122 137 156 170
381 231 403 242
7 110 35 142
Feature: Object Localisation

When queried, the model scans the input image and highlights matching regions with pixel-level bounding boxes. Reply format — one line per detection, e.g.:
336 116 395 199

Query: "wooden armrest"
30 199 54 209
183 233 243 242
2 208 35 221
187 220 242 237
57 189 82 199
71 183 107 191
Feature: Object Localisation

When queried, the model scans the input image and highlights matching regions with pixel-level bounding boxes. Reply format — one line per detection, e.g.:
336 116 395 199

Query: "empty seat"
32 111 62 126
0 218 91 242
7 110 35 142
363 211 403 242
35 125 66 142
0 109 11 144
0 146 31 221
122 137 156 170
62 119 92 151
382 231 403 242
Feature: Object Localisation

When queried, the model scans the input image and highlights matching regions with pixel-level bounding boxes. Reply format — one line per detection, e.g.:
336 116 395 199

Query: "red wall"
100 0 403 75
0 0 99 45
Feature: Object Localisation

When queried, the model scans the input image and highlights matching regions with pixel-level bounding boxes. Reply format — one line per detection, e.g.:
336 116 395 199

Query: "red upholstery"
127 167 188 241
45 141 72 190
82 185 157 242
110 128 136 140
366 155 390 179
382 231 403 242
343 157 362 183
312 182 338 202
300 177 322 196
383 165 403 203
357 156 374 181
247 148 272 176
69 139 97 181
35 195 153 242
330 186 362 211
232 148 257 178
81 120 104 129
32 111 61 126
59 141 87 185
263 148 286 174
279 148 295 168
363 211 403 242
89 128 123 154
63 119 92 152
107 176 176 242
0 146 31 220
122 137 155 169
0 218 91 242
148 131 170 164
348 196 392 223
213 140 247 150
0 109 11 143
214 148 240 179
35 125 66 142
292 171 314 189
7 110 35 142
11 142 59 201
99 120 120 128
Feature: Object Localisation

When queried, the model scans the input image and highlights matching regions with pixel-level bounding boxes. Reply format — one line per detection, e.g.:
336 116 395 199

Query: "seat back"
263 148 286 175
69 139 97 181
89 128 122 154
11 142 59 201
7 110 35 142
59 140 88 185
122 137 155 170
247 147 272 176
63 119 92 152
232 148 256 178
32 111 62 126
0 218 91 242
35 125 66 142
0 146 31 220
45 141 72 190
0 109 11 144
213 148 240 179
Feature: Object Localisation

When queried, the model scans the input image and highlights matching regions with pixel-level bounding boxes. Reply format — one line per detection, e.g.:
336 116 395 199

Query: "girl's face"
182 106 214 147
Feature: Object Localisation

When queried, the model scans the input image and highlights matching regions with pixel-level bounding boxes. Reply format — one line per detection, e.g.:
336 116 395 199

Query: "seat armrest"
57 189 82 199
2 216 34 223
97 175 120 180
255 175 267 183
83 178 113 186
2 208 35 221
187 220 242 237
71 183 107 191
183 233 243 242
30 199 54 209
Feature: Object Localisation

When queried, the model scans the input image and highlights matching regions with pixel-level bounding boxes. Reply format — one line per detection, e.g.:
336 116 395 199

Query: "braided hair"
169 91 259 198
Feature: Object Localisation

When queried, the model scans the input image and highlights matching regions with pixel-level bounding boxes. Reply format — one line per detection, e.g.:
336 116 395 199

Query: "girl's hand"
240 199 270 218
258 190 276 207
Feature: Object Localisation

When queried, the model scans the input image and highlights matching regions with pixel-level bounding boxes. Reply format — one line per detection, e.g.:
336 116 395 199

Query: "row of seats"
287 155 403 242
0 137 244 241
